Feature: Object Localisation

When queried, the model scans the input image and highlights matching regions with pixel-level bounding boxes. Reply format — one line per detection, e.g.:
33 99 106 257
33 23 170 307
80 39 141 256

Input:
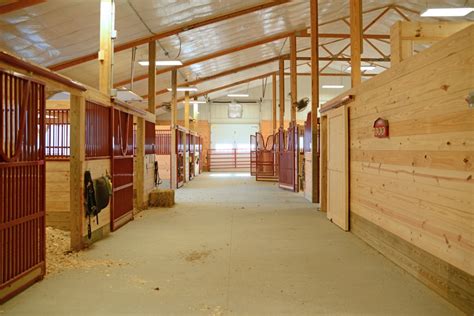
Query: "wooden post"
272 73 277 134
170 69 178 189
69 94 86 251
350 0 362 87
136 117 146 209
279 58 285 129
290 34 297 123
193 96 199 132
148 40 156 113
184 91 190 183
99 0 113 95
320 116 328 212
310 0 320 204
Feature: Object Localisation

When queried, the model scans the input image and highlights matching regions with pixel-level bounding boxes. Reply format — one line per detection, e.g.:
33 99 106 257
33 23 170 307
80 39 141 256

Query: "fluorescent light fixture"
167 87 198 92
421 7 474 17
190 100 206 104
227 93 249 98
138 60 183 66
346 66 376 71
322 85 345 89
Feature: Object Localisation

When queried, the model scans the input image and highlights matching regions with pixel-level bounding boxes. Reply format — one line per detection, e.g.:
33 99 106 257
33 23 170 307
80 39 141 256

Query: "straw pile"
149 189 175 207
46 227 126 276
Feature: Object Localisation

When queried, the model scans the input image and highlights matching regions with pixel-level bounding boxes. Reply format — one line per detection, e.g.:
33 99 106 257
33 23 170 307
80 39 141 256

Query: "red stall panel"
0 70 46 303
111 109 134 231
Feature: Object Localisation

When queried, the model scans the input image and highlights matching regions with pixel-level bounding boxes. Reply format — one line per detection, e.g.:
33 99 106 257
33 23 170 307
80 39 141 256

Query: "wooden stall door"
326 106 349 231
0 71 46 303
279 126 298 191
111 109 134 231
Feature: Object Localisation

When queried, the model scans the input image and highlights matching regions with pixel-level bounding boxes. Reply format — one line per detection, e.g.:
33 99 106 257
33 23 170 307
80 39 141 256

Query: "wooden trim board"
351 213 474 314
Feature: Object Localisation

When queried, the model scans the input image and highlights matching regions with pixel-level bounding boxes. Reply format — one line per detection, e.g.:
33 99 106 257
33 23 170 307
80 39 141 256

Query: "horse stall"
278 124 299 192
155 126 172 187
0 51 86 303
44 97 113 242
176 126 185 188
255 133 279 182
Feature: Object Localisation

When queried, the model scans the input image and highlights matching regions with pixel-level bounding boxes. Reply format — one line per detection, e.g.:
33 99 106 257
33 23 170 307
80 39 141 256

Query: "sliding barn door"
326 106 349 231
111 109 134 231
0 71 46 302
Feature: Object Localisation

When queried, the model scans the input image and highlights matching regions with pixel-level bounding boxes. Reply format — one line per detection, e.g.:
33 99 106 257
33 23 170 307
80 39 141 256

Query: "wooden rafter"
143 54 288 98
363 6 391 32
48 0 290 71
114 29 306 88
0 0 45 14
174 72 274 104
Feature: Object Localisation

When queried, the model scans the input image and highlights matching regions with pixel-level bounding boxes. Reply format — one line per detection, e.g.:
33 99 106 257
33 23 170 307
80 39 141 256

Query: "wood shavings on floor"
46 227 127 276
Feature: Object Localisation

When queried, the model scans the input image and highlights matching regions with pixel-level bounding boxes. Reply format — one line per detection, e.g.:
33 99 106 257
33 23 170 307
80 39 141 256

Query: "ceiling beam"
299 33 389 39
114 29 307 88
286 56 390 62
0 0 45 14
48 0 290 71
144 54 288 98
174 72 274 104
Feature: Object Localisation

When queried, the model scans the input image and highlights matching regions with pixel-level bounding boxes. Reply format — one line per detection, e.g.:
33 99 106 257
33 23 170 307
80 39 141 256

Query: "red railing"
0 70 46 303
155 129 171 155
45 109 70 159
85 101 111 159
208 149 250 171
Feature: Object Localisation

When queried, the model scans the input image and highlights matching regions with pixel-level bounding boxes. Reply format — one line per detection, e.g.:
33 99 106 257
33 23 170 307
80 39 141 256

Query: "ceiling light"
322 85 345 89
167 87 198 92
139 60 183 66
346 66 376 72
227 93 249 98
420 7 474 17
190 100 206 104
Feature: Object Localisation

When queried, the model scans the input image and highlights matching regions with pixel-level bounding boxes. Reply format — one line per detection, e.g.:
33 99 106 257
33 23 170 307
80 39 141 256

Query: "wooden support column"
170 69 178 189
70 94 86 251
272 73 277 134
136 117 146 209
279 59 285 129
193 97 199 132
310 0 320 204
99 0 114 95
184 91 190 183
350 0 362 87
290 34 297 123
148 41 156 113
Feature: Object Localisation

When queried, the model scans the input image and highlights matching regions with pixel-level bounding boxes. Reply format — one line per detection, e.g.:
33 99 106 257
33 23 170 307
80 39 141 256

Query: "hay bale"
149 189 175 207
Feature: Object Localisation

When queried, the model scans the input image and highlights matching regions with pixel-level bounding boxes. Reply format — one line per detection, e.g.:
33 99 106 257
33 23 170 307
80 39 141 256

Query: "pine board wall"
345 25 473 313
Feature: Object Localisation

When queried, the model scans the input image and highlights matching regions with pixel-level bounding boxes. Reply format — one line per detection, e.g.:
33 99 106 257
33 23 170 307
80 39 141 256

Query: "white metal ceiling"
0 0 473 108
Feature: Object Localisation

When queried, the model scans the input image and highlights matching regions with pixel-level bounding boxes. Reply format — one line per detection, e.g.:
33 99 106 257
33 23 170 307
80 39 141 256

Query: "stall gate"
278 125 299 191
189 134 195 181
111 109 134 231
250 134 256 176
0 71 46 303
255 133 278 182
176 129 185 188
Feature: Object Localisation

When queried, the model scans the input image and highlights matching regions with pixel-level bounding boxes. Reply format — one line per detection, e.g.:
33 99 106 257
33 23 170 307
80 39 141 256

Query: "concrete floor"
2 173 462 315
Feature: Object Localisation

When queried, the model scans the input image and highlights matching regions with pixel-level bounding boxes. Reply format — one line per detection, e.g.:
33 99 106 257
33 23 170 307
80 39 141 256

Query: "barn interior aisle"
1 173 460 315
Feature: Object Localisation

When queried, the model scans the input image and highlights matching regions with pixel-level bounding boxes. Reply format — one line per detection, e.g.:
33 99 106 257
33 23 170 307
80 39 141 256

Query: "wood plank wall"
347 25 473 313
45 162 70 230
